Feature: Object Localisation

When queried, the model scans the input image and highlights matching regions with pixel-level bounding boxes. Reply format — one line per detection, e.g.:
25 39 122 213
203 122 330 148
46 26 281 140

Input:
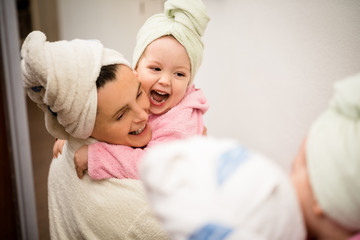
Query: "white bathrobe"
48 137 169 239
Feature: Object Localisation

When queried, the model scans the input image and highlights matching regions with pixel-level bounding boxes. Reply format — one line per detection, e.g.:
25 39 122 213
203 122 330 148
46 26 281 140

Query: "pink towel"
349 233 360 240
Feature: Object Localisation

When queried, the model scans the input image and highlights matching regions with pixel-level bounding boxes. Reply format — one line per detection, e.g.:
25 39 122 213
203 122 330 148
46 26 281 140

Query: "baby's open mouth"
151 90 169 104
129 124 146 135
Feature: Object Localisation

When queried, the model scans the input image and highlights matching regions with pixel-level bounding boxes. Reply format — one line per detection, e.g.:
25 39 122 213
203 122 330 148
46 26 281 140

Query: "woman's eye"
116 112 125 121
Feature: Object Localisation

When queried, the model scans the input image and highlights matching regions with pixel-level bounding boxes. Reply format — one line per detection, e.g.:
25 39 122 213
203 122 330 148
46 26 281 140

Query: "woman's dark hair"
96 64 119 89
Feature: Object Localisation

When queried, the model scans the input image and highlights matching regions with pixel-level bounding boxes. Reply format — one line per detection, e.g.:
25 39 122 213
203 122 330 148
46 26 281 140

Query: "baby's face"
135 36 191 115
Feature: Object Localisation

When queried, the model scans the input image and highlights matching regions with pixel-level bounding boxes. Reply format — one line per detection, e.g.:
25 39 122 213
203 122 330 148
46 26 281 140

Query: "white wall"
57 0 360 172
57 0 165 61
197 0 360 171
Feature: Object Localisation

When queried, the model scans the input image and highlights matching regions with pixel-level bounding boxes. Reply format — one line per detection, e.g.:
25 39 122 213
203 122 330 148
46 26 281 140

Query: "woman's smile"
129 123 148 135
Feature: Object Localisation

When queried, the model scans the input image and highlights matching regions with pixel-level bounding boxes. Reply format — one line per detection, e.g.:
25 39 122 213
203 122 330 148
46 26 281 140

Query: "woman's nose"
134 99 149 123
134 108 148 123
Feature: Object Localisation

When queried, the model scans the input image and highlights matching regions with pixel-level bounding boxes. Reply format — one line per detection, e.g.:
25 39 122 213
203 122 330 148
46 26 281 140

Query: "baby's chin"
149 105 171 115
149 109 168 115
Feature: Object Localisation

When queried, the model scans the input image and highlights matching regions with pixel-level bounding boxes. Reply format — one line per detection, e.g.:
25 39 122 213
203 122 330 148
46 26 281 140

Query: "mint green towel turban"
307 73 360 231
132 0 210 83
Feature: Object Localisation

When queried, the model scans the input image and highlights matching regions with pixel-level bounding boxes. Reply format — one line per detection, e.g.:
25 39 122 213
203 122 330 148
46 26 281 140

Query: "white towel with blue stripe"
140 136 306 240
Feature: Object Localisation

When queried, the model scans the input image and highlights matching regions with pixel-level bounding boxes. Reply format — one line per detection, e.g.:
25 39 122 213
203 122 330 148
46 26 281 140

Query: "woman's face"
290 139 353 240
291 140 318 237
135 36 191 115
91 65 151 147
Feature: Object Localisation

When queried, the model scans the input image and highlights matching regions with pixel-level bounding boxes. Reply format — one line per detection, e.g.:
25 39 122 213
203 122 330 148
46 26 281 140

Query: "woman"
21 31 168 239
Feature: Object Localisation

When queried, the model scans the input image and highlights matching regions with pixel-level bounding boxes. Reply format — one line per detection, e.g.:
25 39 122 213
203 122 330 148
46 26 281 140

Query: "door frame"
0 0 39 239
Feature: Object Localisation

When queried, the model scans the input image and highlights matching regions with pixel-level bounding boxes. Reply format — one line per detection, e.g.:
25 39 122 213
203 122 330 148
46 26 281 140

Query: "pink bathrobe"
88 85 209 180
349 233 360 240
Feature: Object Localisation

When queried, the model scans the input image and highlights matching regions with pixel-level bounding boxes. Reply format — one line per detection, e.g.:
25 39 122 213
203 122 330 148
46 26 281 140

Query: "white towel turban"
21 31 130 140
132 0 210 83
140 136 306 240
307 73 360 231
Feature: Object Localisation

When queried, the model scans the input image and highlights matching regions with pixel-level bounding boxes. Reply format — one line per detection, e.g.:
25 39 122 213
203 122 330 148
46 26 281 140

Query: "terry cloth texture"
48 137 169 239
140 136 306 240
307 72 360 231
21 30 130 139
132 0 210 83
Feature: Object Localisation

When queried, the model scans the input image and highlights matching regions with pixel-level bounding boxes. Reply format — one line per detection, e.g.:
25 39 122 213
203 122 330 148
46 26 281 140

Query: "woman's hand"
74 145 89 179
53 139 66 158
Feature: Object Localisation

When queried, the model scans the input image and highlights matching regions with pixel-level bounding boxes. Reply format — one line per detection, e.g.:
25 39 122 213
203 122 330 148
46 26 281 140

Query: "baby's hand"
202 126 207 136
53 139 66 158
74 145 89 179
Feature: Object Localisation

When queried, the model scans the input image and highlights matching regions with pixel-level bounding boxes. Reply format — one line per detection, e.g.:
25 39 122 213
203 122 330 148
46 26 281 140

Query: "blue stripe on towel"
189 223 233 240
217 145 249 185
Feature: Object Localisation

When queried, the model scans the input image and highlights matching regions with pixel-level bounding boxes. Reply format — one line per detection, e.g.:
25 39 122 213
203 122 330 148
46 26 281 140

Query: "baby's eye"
176 72 185 77
137 90 143 98
150 67 161 71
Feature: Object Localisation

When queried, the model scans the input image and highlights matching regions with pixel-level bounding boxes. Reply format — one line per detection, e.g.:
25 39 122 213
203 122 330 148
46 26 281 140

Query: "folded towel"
307 72 360 231
140 136 305 240
21 31 129 139
132 0 210 83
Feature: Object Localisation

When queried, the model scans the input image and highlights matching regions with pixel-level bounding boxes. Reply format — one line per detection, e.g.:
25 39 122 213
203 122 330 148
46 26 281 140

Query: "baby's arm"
87 94 207 180
86 130 190 180
87 142 145 180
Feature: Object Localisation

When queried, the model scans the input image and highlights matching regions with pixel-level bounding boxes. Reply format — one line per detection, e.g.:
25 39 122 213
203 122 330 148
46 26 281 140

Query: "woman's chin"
131 125 152 147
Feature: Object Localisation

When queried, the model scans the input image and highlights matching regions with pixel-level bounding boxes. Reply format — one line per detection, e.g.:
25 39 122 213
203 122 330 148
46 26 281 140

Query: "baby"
73 0 210 179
